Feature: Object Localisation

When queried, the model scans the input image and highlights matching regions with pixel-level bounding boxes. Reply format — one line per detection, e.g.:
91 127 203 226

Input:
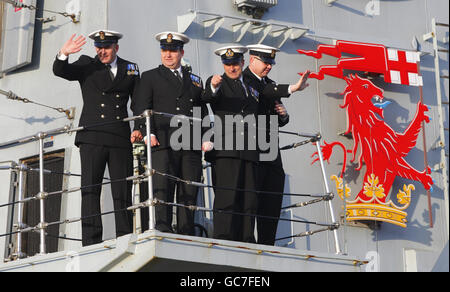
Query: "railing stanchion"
314 138 341 254
37 132 47 255
144 110 155 230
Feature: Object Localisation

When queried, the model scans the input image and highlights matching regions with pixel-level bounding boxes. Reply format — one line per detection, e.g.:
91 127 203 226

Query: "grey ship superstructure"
0 0 448 272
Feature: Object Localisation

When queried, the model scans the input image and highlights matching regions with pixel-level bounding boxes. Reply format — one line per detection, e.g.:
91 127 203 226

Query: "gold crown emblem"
167 33 173 43
225 48 235 58
99 31 106 40
331 174 415 228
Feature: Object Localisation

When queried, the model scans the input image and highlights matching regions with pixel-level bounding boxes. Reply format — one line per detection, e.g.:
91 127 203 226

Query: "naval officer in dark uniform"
243 44 310 245
202 45 260 243
131 32 205 235
53 30 139 246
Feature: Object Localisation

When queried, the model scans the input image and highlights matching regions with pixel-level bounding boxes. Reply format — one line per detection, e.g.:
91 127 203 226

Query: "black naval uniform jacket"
133 65 205 151
53 55 139 148
132 65 205 235
242 67 291 245
242 67 290 167
202 74 260 162
202 73 261 243
53 54 139 246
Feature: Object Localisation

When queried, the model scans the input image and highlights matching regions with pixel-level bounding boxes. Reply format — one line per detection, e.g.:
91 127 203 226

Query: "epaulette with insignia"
127 63 140 76
190 73 203 88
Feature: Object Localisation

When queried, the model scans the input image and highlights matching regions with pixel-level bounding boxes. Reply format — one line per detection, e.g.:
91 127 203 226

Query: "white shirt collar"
106 57 118 77
249 67 263 81
171 66 183 77
109 57 117 69
109 57 118 69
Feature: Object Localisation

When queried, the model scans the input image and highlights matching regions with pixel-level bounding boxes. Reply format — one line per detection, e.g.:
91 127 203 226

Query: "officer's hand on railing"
149 135 160 147
202 141 214 152
130 130 143 144
135 134 160 147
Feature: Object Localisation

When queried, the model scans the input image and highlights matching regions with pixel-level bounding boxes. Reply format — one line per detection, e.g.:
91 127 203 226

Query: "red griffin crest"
304 41 433 206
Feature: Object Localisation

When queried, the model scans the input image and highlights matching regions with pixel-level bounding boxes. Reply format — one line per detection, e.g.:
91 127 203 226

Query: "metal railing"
0 109 342 259
0 110 155 256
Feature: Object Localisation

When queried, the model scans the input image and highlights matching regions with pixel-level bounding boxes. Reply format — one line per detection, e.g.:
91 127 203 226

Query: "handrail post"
314 138 342 254
132 143 146 234
37 132 47 255
16 164 27 259
144 110 155 230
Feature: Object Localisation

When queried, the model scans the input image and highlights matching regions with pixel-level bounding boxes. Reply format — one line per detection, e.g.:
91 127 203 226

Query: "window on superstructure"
5 150 66 260
0 0 37 74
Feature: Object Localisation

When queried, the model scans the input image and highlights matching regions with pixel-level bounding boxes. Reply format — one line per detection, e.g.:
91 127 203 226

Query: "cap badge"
99 31 106 40
226 48 235 58
167 33 173 43
271 50 276 58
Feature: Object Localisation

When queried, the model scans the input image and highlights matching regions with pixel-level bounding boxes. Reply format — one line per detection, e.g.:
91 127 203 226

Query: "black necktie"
174 70 183 84
106 64 114 81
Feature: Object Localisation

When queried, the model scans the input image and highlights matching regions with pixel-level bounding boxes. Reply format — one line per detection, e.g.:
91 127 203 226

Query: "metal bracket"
36 16 56 23
232 21 252 42
65 0 81 23
177 10 309 48
252 23 272 44
327 0 338 6
423 31 435 42
64 107 76 120
203 16 225 39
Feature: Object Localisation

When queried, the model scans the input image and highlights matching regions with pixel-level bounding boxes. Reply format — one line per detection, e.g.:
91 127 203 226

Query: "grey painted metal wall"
0 0 448 271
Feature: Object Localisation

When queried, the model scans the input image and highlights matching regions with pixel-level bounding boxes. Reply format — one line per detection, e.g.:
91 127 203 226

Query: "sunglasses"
253 56 274 66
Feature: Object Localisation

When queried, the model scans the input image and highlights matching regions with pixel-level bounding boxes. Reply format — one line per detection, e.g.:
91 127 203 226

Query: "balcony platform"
0 230 366 272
